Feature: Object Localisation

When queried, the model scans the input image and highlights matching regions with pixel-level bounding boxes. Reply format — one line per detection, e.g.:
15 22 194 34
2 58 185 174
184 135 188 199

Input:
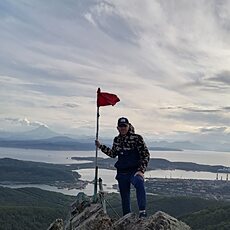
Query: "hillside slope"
180 204 230 230
0 187 75 230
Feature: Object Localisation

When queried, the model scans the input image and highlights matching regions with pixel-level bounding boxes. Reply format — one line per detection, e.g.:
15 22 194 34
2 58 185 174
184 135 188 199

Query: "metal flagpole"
93 105 100 203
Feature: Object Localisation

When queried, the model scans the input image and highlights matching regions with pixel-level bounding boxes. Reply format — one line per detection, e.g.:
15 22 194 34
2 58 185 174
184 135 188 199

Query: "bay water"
0 147 229 195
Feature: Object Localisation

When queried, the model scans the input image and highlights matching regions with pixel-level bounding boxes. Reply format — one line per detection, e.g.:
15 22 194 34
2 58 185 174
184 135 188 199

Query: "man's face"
117 124 129 136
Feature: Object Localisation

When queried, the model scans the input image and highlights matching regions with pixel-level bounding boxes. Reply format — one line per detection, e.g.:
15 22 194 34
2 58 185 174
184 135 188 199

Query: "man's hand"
134 171 144 178
95 140 101 148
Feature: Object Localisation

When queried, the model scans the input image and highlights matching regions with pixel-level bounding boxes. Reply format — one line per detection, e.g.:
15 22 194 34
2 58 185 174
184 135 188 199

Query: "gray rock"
47 219 64 230
67 204 112 230
70 192 91 216
142 211 190 230
112 211 190 230
50 193 191 230
112 213 139 230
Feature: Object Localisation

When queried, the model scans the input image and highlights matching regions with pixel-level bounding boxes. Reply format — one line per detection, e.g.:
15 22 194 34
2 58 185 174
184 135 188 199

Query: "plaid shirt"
99 132 150 173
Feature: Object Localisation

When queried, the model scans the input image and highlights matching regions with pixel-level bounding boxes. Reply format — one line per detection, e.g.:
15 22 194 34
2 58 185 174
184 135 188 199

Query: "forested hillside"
180 204 230 230
0 187 75 230
1 187 229 230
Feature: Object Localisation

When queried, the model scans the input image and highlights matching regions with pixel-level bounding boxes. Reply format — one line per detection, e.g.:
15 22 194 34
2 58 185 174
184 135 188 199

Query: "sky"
0 0 230 144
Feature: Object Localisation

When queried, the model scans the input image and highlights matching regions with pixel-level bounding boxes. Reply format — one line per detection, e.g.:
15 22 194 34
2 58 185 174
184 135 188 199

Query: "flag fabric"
97 88 120 107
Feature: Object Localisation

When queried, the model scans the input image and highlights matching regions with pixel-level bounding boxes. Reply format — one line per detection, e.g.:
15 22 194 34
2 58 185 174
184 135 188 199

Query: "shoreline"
71 156 230 173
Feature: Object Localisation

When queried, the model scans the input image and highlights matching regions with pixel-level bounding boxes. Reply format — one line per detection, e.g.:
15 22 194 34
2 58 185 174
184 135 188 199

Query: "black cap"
117 117 129 127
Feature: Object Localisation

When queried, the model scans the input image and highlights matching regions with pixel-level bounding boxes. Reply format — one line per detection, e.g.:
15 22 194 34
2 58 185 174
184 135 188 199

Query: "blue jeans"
115 171 146 216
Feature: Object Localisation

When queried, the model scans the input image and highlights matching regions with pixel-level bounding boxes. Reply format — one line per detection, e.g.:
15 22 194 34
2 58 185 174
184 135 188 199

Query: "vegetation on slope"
0 186 75 230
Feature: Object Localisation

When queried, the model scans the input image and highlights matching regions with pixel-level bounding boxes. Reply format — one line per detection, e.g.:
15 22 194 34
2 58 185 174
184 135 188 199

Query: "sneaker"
139 211 147 218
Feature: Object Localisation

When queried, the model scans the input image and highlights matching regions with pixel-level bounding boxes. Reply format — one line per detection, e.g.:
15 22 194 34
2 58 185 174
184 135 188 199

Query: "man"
95 117 150 217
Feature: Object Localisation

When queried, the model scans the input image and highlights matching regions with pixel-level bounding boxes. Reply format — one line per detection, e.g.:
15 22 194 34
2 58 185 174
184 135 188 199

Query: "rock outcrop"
47 219 64 230
48 192 191 230
112 211 190 230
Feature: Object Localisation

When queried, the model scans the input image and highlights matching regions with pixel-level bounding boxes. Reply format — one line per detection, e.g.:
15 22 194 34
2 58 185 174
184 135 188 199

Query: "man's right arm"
97 138 118 158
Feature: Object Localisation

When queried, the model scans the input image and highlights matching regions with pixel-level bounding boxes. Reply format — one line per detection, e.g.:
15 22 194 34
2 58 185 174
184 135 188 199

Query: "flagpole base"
92 193 99 204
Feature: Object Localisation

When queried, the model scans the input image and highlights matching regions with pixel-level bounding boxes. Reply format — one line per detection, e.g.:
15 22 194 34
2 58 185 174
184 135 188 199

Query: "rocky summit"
48 193 191 230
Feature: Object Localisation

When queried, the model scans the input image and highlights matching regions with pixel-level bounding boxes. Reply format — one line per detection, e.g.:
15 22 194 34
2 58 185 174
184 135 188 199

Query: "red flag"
97 88 120 107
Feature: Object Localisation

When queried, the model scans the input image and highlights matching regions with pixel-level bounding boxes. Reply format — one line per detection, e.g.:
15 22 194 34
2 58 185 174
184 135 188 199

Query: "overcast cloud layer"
0 0 230 145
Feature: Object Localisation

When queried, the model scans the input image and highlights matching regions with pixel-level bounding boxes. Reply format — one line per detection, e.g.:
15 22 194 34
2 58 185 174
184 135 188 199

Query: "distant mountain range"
0 137 95 151
148 141 203 151
0 126 59 140
0 136 181 151
0 126 229 152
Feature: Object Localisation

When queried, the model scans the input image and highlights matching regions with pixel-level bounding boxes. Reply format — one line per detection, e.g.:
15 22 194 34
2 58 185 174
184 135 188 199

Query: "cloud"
167 109 230 126
63 103 79 108
159 105 221 113
5 117 48 128
0 0 230 142
84 12 97 26
159 105 230 114
199 126 228 133
207 70 230 85
49 103 79 109
223 106 230 110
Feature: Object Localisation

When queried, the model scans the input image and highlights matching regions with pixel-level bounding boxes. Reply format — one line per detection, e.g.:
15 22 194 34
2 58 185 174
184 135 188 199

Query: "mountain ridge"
1 127 230 152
